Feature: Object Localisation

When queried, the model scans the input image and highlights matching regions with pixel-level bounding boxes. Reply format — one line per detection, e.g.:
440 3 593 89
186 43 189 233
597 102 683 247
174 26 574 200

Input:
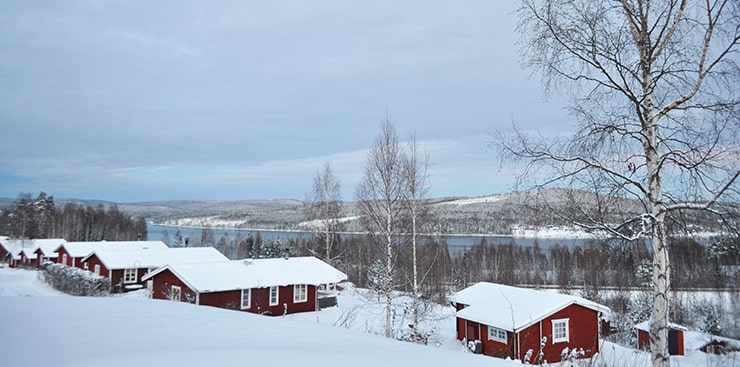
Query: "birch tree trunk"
404 133 430 340
356 117 407 338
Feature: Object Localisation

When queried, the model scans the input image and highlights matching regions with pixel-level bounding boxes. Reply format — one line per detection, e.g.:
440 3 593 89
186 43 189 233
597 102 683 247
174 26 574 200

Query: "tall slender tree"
404 133 431 339
502 2 739 366
304 162 344 264
356 116 408 338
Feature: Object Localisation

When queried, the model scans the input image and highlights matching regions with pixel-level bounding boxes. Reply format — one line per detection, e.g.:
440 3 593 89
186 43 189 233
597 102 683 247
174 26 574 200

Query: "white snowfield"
0 268 519 367
441 195 507 206
0 268 735 367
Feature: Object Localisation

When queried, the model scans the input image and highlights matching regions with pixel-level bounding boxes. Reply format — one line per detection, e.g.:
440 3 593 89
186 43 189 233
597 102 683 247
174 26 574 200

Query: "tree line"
0 192 147 241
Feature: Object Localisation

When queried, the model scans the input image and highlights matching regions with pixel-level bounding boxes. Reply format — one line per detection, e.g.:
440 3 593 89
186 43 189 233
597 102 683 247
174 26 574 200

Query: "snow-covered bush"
40 262 110 296
695 299 725 336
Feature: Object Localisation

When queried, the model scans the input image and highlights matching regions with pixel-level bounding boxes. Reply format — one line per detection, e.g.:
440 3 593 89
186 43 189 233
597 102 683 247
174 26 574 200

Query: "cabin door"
466 322 480 341
668 330 680 355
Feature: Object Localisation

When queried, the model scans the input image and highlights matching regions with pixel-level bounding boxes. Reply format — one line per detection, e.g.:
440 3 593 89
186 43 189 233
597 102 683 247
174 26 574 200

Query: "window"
84 262 89 270
488 327 507 343
269 286 279 306
171 285 181 301
552 318 570 343
241 289 251 309
123 268 137 284
294 284 307 303
93 264 100 275
62 254 68 265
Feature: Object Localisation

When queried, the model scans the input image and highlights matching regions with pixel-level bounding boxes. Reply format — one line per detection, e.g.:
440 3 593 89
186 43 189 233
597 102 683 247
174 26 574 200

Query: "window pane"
241 289 250 309
270 286 278 305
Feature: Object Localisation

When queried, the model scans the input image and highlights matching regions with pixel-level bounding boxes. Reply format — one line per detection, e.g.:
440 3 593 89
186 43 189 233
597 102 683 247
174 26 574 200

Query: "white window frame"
171 285 181 301
93 264 100 275
84 261 89 270
488 326 507 343
269 286 279 306
294 284 307 303
62 254 68 265
241 289 251 309
552 318 570 344
123 268 137 284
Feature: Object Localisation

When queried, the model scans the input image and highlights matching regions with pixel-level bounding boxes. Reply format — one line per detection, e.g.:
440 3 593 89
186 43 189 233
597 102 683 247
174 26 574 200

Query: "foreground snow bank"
0 295 519 367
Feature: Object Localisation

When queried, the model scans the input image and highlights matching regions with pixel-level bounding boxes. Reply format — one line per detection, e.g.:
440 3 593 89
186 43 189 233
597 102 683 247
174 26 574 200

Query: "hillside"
150 189 648 236
1 189 730 236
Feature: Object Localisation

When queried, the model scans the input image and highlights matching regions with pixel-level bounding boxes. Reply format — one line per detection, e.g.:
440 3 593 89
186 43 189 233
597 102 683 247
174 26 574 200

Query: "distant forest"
0 192 147 241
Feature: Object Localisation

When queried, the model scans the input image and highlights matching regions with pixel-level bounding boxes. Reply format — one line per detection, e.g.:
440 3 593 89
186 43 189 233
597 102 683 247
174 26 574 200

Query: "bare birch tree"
304 162 344 264
356 117 408 338
404 133 431 340
500 2 739 366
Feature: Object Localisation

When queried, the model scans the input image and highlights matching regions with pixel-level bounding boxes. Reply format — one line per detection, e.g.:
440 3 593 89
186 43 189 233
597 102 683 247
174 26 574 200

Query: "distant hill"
1 189 728 236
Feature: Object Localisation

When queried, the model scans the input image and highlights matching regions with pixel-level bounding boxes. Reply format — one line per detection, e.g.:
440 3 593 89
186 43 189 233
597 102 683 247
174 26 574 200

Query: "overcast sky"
0 1 572 203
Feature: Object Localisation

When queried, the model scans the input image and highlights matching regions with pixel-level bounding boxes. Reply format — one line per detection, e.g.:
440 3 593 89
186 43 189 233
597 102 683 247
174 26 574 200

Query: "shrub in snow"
523 348 534 364
561 347 585 366
696 299 725 336
625 292 653 343
467 339 482 354
41 262 110 296
367 259 388 297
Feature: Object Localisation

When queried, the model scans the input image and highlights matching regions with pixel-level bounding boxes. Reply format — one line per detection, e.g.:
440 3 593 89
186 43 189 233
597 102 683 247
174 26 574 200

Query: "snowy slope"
1 268 737 367
0 268 518 367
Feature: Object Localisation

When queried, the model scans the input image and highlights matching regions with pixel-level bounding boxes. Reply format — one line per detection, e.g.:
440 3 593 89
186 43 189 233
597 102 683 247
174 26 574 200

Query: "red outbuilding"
636 321 686 356
20 248 39 267
0 237 24 268
81 247 229 291
450 282 610 364
0 236 11 261
142 256 347 316
33 239 65 268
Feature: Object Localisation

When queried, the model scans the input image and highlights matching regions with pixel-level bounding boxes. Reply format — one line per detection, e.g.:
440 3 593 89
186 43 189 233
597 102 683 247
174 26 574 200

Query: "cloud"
0 1 573 202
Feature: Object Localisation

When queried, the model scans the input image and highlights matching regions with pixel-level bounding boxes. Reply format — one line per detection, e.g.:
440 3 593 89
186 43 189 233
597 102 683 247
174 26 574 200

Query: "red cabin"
142 257 347 316
33 239 65 268
55 241 169 269
81 247 229 291
450 282 610 364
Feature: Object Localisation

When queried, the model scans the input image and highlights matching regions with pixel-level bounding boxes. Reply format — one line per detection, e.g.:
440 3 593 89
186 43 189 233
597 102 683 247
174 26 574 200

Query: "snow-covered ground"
298 216 362 230
441 195 507 206
511 226 606 239
0 267 737 367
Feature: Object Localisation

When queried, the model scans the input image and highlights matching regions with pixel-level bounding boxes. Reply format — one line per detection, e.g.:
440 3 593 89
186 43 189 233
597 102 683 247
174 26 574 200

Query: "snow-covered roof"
82 247 229 269
451 282 610 332
57 241 169 258
32 239 66 257
1 238 64 257
142 256 348 293
0 238 28 254
21 247 37 259
635 320 688 332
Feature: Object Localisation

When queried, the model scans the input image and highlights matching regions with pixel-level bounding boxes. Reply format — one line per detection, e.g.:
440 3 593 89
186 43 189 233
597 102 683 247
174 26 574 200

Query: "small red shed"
635 320 686 356
0 236 11 261
20 248 39 267
142 257 347 316
0 238 25 268
33 239 65 268
450 282 610 364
